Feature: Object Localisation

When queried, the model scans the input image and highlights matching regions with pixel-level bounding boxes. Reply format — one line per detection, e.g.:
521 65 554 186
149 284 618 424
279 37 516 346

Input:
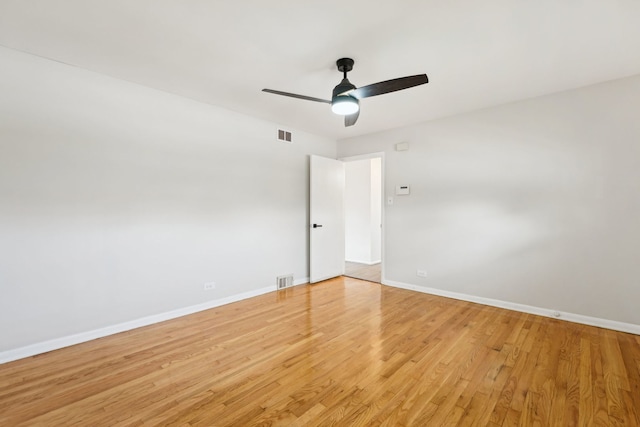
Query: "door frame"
339 152 385 284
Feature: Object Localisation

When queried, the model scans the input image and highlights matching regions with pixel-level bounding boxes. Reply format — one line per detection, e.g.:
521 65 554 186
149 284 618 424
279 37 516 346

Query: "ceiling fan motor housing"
331 78 359 115
332 79 356 99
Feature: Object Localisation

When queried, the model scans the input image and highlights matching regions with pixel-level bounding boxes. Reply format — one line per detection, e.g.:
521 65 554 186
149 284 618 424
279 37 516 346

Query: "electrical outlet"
417 270 427 278
203 282 216 291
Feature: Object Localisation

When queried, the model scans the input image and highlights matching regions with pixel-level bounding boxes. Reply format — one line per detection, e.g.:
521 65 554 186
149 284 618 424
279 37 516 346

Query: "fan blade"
344 110 359 127
348 74 428 99
262 89 331 104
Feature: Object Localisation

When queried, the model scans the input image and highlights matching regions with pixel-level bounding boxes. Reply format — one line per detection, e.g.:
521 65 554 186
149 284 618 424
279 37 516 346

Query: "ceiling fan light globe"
331 96 359 115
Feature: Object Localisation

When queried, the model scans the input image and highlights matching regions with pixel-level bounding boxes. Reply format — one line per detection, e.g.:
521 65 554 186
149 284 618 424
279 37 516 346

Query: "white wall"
345 160 372 263
338 74 640 327
0 46 336 354
344 159 382 264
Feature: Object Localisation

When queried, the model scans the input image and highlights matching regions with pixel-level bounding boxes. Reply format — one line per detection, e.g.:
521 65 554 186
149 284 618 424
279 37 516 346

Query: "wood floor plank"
1 276 639 426
591 338 613 426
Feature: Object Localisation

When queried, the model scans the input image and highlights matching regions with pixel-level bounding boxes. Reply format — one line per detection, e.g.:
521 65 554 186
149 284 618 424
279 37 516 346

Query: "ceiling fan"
262 58 429 127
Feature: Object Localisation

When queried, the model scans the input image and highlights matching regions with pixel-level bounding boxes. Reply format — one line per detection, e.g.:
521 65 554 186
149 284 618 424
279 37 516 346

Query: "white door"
310 155 345 283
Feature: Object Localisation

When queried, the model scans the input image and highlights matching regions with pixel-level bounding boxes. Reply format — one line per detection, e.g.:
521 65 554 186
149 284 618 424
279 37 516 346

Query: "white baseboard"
383 279 640 336
9 276 633 365
345 259 381 266
293 277 310 286
0 278 310 365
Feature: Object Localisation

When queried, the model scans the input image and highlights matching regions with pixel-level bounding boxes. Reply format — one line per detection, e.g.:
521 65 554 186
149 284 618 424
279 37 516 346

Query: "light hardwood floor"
344 261 381 283
1 277 639 426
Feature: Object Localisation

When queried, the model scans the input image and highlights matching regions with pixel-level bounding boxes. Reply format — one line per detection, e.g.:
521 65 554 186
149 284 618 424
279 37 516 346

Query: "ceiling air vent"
276 274 294 290
277 129 292 143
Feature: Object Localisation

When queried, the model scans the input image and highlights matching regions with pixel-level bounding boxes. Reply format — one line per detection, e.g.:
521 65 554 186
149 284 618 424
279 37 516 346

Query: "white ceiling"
1 1 640 140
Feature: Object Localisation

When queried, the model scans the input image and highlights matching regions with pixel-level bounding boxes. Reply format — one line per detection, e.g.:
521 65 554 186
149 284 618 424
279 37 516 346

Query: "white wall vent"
276 274 294 290
277 129 292 143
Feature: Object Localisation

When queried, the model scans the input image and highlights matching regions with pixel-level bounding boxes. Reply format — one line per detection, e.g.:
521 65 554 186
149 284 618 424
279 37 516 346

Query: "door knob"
312 224 323 228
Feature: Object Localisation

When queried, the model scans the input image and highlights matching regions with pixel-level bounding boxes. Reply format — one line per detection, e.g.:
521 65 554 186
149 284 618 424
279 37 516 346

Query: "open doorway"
343 156 383 283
